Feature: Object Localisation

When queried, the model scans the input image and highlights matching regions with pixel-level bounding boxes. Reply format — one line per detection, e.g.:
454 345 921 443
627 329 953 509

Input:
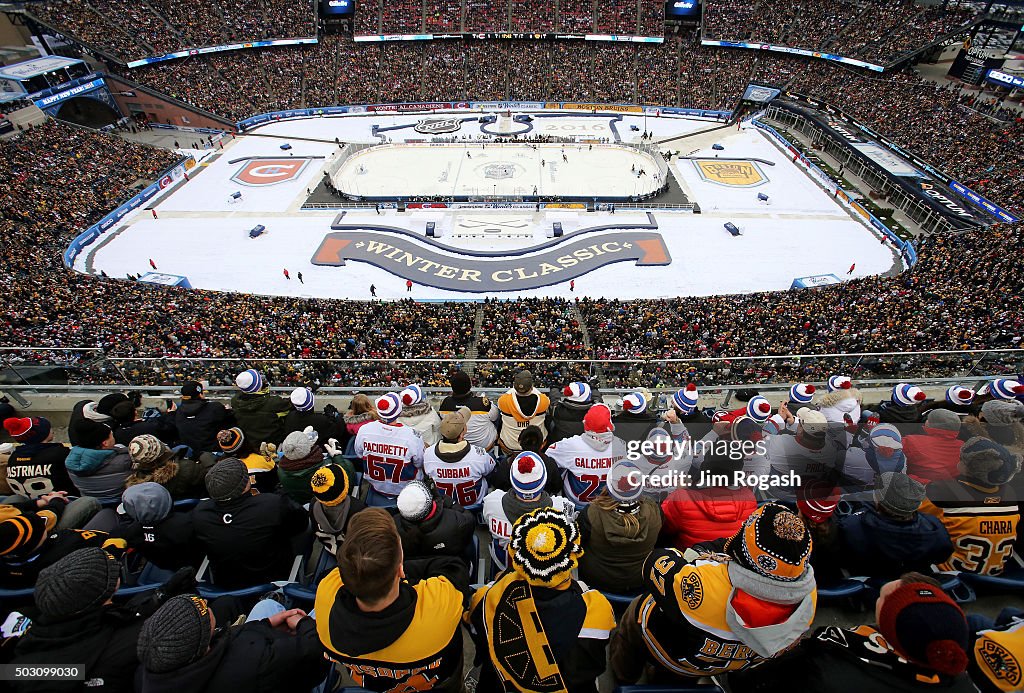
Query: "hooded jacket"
315 569 465 693
547 397 593 445
816 388 863 436
310 493 368 557
127 452 216 499
612 409 660 445
496 388 550 453
661 486 758 550
4 441 76 498
192 491 309 588
578 497 662 592
727 624 979 693
136 616 328 693
283 409 338 445
394 495 476 560
175 398 233 453
65 446 133 500
903 427 964 484
229 392 291 446
276 445 327 504
398 401 442 447
632 549 817 677
12 606 149 693
838 507 953 579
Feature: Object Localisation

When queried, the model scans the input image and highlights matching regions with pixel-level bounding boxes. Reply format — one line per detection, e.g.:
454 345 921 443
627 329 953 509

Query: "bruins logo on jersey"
977 636 1022 690
681 572 704 609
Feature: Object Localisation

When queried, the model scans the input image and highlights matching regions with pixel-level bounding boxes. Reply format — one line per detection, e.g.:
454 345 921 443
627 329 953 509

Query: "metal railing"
2 347 1021 394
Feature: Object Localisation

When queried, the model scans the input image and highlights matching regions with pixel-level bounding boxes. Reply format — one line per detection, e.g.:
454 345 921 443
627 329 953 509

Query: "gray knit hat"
924 408 961 433
958 437 1021 486
35 547 120 619
138 594 214 673
874 472 925 517
980 400 1024 441
204 458 250 502
281 427 318 461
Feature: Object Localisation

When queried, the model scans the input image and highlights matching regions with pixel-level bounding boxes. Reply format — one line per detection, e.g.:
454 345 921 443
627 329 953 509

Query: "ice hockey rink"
77 111 899 300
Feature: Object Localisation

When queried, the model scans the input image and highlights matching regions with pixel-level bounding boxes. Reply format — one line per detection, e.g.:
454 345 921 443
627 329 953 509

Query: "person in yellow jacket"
497 370 551 454
314 507 465 693
610 503 817 683
466 506 616 693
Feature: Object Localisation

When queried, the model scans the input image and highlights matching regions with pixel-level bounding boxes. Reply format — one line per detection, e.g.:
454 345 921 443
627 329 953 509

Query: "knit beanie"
877 580 969 676
874 472 925 517
644 427 673 465
620 392 648 414
96 393 130 417
310 464 350 507
216 427 244 454
449 371 472 397
508 507 583 588
925 408 961 433
870 424 904 450
289 387 315 412
281 427 318 460
672 383 699 414
3 417 51 445
583 403 614 433
35 547 120 619
73 418 112 449
137 594 214 674
511 451 547 499
985 378 1024 401
562 382 592 404
745 395 772 423
376 393 403 423
0 510 54 557
235 369 265 394
796 481 839 525
892 383 926 407
205 458 250 502
827 375 852 392
958 437 1021 486
789 384 816 405
397 480 435 522
128 434 172 470
725 503 811 582
606 462 644 504
945 385 974 407
400 384 424 406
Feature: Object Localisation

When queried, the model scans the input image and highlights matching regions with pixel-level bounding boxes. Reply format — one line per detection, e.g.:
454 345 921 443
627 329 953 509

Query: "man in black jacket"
12 546 193 693
175 381 233 453
283 386 338 442
546 381 597 445
109 482 203 571
136 593 328 693
192 459 308 588
394 479 475 568
612 390 660 444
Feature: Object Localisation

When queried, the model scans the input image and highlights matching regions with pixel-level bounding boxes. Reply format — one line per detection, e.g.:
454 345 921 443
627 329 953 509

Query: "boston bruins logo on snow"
694 160 767 187
414 117 462 135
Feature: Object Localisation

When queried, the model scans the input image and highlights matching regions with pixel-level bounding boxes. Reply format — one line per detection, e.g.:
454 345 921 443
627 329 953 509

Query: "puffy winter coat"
65 446 133 500
838 507 953 579
903 427 963 483
661 486 757 550
229 392 291 446
175 398 233 453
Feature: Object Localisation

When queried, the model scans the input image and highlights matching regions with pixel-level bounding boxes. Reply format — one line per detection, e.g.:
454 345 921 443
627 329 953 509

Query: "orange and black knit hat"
725 503 811 582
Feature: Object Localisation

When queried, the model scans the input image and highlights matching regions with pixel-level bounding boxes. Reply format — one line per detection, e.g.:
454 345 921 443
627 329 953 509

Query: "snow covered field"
77 112 899 300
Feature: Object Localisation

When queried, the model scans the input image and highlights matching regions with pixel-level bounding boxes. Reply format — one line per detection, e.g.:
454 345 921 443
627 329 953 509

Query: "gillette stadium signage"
701 40 885 72
985 69 1024 90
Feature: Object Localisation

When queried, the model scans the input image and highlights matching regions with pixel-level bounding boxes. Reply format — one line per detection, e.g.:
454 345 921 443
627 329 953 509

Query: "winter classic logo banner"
231 158 310 186
693 160 767 187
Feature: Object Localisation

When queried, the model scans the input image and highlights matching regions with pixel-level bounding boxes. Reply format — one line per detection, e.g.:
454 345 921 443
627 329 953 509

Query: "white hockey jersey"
422 443 496 507
482 489 575 571
546 434 628 505
354 420 425 498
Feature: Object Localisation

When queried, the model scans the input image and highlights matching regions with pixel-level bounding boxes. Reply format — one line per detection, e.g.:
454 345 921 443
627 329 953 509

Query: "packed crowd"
28 0 317 62
704 0 979 65
1 366 1022 691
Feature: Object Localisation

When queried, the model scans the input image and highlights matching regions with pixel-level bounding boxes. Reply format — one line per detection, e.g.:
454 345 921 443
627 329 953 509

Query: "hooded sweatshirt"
276 444 326 503
65 446 132 500
310 492 368 556
578 498 662 592
315 570 465 693
635 548 816 677
838 507 953 579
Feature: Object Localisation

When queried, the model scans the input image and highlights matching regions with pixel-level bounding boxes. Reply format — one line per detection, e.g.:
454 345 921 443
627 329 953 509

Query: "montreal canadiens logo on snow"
413 118 462 135
231 158 309 186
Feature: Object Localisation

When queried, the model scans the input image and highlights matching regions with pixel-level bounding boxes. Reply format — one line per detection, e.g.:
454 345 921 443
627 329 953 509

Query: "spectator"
628 427 693 499
108 397 178 447
275 427 328 504
216 427 278 493
877 383 928 424
230 369 291 446
341 393 379 451
308 462 364 556
136 592 328 693
962 400 1024 455
610 504 816 682
904 408 964 483
467 507 615 692
482 450 575 573
839 472 953 580
394 479 475 561
547 403 627 506
126 434 215 498
612 390 659 443
3 416 77 498
283 386 338 442
192 458 308 588
65 419 133 501
661 450 756 550
920 437 1020 575
396 384 441 446
438 370 499 451
496 370 551 454
726 572 976 692
546 381 597 445
354 393 425 501
107 482 202 570
422 407 496 507
578 462 662 593
174 380 233 453
314 508 466 692
489 425 562 495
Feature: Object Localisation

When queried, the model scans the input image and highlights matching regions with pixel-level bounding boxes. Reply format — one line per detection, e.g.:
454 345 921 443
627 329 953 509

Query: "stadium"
0 0 1022 691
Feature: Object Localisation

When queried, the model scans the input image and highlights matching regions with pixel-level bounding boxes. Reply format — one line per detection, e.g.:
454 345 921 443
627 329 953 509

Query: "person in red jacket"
904 408 963 483
660 451 756 550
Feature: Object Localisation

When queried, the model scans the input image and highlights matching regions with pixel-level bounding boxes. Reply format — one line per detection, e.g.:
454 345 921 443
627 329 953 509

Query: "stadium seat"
172 498 201 510
816 578 866 602
115 562 176 599
283 548 338 606
957 562 1024 595
0 586 35 604
601 590 641 613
